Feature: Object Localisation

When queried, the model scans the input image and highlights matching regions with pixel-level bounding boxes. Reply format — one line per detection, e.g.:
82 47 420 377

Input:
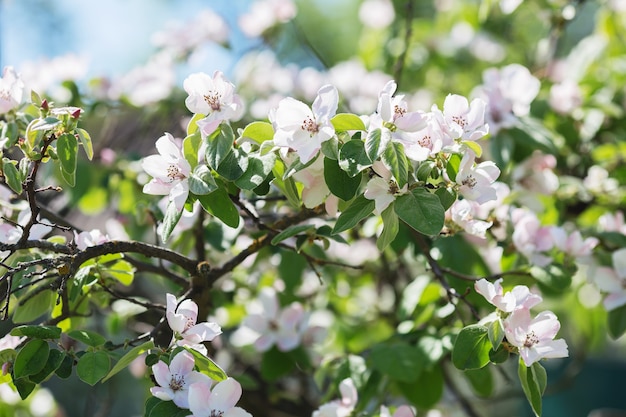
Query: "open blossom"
380 405 415 417
142 133 191 212
549 80 582 115
511 208 554 266
150 350 212 408
271 84 338 164
449 199 492 238
475 279 542 313
504 309 569 366
472 64 540 134
0 66 26 114
239 0 297 37
433 94 488 143
184 71 244 137
403 115 444 162
364 161 408 214
166 293 222 355
312 378 357 417
455 151 500 204
512 151 559 195
74 229 110 250
591 248 626 311
231 287 306 352
188 377 252 417
599 211 626 235
550 227 598 259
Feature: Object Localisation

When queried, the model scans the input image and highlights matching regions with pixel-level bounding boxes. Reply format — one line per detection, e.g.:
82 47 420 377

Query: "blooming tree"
1 1 626 417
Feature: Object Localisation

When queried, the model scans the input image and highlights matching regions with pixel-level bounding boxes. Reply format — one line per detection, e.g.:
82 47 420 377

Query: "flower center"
301 116 319 135
388 181 399 195
169 374 185 392
0 87 11 100
418 135 432 148
209 411 225 417
524 331 540 348
183 315 195 332
166 164 185 182
462 175 477 189
203 92 222 111
452 115 467 128
393 104 406 120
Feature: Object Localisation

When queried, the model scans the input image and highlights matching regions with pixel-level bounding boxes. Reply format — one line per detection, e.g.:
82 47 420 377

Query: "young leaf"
394 188 445 236
435 187 457 211
241 121 274 143
382 141 409 189
182 346 228 382
487 319 505 350
57 133 78 178
370 344 425 382
464 367 494 397
271 224 315 246
608 304 626 339
331 113 366 132
206 123 234 171
102 340 154 382
2 158 22 194
215 147 247 181
365 128 391 161
12 290 55 323
338 139 372 177
186 113 205 136
76 128 94 160
10 325 61 340
324 157 361 201
518 359 547 417
13 377 36 400
446 153 462 181
331 195 375 235
29 349 65 384
197 188 240 228
159 200 183 242
377 204 399 251
182 130 202 168
189 165 218 195
451 324 491 370
461 140 483 157
77 351 110 385
105 260 135 286
67 330 107 347
235 153 276 190
13 339 50 378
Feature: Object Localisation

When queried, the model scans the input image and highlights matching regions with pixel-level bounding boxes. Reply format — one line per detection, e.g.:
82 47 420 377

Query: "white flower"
435 94 489 142
549 80 582 115
474 278 542 313
449 199 492 238
591 248 626 311
364 161 408 214
511 208 554 266
150 350 212 408
0 66 26 114
504 309 569 366
166 293 222 355
512 151 559 195
239 0 297 37
291 155 331 209
312 378 358 417
74 229 110 251
184 71 244 137
359 0 395 29
550 227 598 259
455 151 500 204
142 133 191 212
188 378 252 417
271 84 338 164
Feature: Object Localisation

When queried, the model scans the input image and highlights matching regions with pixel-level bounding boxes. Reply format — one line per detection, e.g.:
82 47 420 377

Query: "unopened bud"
71 108 81 119
41 99 49 111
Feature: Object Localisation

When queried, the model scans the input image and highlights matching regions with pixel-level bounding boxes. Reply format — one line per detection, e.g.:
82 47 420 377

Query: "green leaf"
159 200 183 242
186 113 205 136
331 113 366 132
67 330 107 347
394 188 445 236
530 264 572 292
215 147 247 181
183 130 202 168
489 344 510 364
57 133 78 177
462 140 483 157
183 347 228 382
2 158 22 194
147 399 187 417
12 290 55 323
271 224 315 246
446 153 462 182
10 325 61 340
55 354 73 379
398 365 443 409
189 165 218 195
77 351 110 385
487 319 505 350
324 157 361 201
377 204 399 251
271 163 301 208
103 340 154 382
235 153 276 190
465 366 494 397
518 359 547 417
105 260 135 285
206 123 234 171
13 339 50 378
365 128 391 161
331 194 375 235
382 141 409 189
511 117 561 154
29 349 65 384
13 377 36 400
197 188 240 228
241 121 274 143
451 324 491 370
608 304 626 339
338 139 372 177
76 128 93 160
321 137 340 160
370 344 424 382
30 117 61 132
435 187 457 211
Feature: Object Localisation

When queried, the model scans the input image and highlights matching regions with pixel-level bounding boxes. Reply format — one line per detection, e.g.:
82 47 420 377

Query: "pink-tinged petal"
467 98 486 128
224 407 253 417
143 179 172 196
612 248 626 279
279 303 304 329
510 286 542 310
186 322 223 342
395 112 427 132
254 333 276 352
535 339 568 359
151 361 172 389
520 346 541 367
474 278 499 302
295 139 322 164
393 405 415 417
338 378 358 408
170 181 189 212
604 292 626 311
273 98 312 129
477 162 500 183
529 311 560 340
177 299 199 322
242 314 269 334
592 266 622 293
443 94 469 117
142 155 170 179
378 92 393 122
150 386 173 402
169 351 196 375
312 84 339 122
166 293 178 317
188 381 213 415
196 116 221 138
209 378 243 412
276 330 300 351
155 133 182 161
258 288 280 320
168 313 188 334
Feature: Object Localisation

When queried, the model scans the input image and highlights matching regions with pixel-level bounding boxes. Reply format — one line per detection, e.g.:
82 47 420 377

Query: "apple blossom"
511 151 559 196
184 71 244 137
231 287 307 352
449 199 492 238
142 133 191 212
599 211 626 235
455 151 500 204
549 80 583 115
550 227 598 259
166 293 222 355
271 84 338 164
380 405 415 417
591 248 626 311
150 350 212 408
0 66 26 114
504 309 569 366
187 378 252 417
312 378 357 417
291 155 331 209
474 278 542 313
74 229 110 251
403 115 444 162
583 165 619 195
364 161 408 214
511 208 554 267
434 94 488 143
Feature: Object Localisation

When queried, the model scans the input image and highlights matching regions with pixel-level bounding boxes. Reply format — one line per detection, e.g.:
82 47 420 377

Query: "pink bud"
71 108 81 119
